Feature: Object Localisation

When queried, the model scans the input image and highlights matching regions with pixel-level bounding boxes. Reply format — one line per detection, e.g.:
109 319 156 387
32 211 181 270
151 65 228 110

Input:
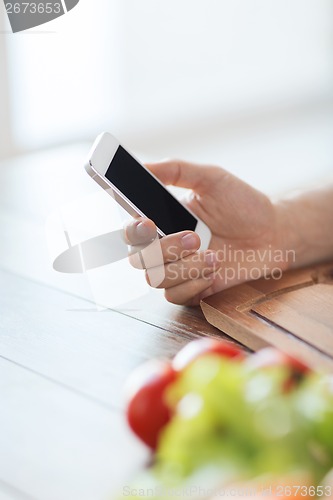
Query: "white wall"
0 9 14 158
1 0 332 156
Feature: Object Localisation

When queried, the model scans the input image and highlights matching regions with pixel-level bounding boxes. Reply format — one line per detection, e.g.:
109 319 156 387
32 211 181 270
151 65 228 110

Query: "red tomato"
246 347 309 373
125 360 177 449
245 347 310 391
172 338 245 371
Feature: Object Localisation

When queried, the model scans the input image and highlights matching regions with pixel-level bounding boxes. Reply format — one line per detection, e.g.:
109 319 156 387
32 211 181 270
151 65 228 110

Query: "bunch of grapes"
125 340 333 492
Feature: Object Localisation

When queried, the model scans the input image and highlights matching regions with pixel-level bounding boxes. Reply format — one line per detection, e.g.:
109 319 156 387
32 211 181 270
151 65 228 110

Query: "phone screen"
105 146 197 234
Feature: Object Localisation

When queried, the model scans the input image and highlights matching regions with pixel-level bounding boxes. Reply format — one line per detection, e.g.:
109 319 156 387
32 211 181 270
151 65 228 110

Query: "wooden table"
0 146 246 500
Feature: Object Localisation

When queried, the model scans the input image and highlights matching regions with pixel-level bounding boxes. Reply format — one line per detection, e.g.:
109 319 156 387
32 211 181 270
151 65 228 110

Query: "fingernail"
136 221 154 240
181 233 199 250
204 251 218 266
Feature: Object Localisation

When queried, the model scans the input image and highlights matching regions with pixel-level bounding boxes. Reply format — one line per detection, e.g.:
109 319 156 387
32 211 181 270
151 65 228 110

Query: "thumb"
145 159 220 193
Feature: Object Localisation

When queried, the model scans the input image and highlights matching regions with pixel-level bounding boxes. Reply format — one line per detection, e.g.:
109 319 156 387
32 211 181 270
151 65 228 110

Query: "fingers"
124 216 218 305
124 218 157 269
124 217 201 270
146 159 221 193
164 276 215 306
153 230 200 267
145 250 219 288
124 218 156 246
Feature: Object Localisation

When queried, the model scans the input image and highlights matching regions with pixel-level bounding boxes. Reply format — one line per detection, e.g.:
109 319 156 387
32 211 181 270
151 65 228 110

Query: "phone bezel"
85 132 211 250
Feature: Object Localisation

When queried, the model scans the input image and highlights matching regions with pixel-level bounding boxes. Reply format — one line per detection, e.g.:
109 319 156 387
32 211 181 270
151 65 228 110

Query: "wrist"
274 187 333 270
273 199 303 271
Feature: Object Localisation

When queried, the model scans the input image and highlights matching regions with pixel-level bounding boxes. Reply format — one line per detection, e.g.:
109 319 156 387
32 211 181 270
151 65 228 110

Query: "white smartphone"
85 132 211 250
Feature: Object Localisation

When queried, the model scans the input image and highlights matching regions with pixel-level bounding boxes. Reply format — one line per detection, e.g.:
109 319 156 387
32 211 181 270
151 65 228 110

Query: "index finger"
146 159 222 193
124 217 157 246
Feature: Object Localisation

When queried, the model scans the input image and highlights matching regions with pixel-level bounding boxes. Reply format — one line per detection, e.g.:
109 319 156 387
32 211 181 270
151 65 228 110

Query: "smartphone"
85 132 211 250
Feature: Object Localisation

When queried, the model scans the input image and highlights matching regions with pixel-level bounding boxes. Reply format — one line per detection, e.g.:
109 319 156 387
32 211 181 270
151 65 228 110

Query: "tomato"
246 347 309 373
245 347 310 391
125 360 177 449
172 338 245 371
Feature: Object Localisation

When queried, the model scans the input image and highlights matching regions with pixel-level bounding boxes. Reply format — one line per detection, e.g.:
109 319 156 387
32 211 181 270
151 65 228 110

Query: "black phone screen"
105 146 197 234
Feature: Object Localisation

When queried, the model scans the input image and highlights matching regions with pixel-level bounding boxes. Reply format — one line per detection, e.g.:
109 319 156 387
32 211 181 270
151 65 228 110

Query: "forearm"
275 183 333 269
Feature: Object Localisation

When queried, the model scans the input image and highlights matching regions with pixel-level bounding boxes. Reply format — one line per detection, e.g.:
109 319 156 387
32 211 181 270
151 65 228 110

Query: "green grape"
294 374 333 479
152 354 333 488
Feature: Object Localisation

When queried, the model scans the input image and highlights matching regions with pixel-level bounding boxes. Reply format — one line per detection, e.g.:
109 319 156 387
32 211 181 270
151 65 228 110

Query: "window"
1 0 333 156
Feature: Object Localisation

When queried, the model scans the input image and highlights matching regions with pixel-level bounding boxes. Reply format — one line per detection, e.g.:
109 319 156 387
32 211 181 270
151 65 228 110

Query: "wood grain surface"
1 145 330 499
0 146 243 499
201 262 333 372
0 267 234 500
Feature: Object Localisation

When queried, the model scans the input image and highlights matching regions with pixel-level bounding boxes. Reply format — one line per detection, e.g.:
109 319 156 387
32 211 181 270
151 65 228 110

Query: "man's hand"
124 159 293 305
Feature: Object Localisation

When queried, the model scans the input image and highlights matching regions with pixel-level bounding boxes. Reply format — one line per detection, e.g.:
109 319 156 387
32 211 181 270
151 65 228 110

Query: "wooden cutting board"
201 262 333 372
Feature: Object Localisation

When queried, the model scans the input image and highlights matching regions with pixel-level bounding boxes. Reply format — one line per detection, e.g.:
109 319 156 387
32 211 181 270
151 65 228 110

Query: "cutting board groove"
201 262 333 372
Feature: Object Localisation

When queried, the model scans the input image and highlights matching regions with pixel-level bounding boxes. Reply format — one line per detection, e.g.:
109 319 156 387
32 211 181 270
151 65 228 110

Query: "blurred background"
0 0 333 296
1 0 333 189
